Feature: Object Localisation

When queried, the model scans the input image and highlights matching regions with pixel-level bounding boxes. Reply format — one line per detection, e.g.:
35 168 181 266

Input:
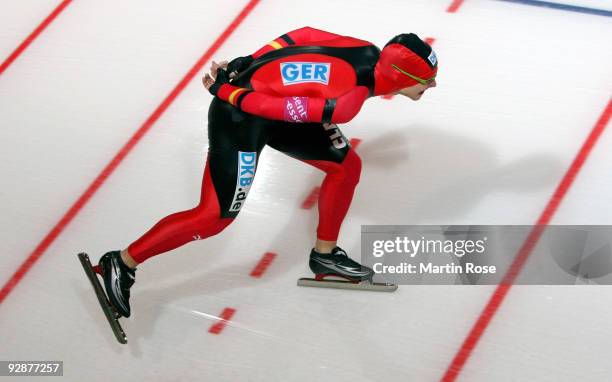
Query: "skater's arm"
203 66 368 124
250 26 343 59
215 83 369 124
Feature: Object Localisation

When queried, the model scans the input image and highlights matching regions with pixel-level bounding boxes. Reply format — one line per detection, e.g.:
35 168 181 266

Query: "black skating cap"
384 33 437 70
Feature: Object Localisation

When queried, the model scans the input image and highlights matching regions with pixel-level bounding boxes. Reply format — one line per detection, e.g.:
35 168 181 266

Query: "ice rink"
1 0 611 381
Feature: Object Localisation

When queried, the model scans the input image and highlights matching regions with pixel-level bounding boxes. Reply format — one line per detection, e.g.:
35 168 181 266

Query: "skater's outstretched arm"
204 71 369 124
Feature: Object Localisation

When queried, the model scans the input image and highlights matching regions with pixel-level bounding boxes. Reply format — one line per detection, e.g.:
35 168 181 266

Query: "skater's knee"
192 208 234 236
314 149 361 183
340 149 362 185
209 217 234 235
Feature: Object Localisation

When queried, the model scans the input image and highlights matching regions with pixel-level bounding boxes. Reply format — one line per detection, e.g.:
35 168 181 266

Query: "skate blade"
78 253 128 344
297 278 398 292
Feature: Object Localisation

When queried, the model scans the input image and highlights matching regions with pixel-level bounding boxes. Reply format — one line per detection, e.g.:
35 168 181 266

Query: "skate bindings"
298 247 397 292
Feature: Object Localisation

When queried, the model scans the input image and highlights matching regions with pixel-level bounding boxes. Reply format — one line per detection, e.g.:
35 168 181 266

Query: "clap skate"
77 252 131 344
297 247 397 292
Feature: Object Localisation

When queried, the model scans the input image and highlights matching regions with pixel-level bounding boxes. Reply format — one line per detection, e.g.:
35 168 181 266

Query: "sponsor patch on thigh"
229 151 256 212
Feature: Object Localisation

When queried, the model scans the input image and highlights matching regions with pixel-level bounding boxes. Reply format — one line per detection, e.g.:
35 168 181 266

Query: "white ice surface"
0 1 611 381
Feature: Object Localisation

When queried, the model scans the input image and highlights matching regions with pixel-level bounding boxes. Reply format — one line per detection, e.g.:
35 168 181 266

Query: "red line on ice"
349 138 362 150
447 0 466 13
250 252 277 278
0 0 73 76
301 187 321 210
0 0 261 305
440 98 612 382
208 307 237 334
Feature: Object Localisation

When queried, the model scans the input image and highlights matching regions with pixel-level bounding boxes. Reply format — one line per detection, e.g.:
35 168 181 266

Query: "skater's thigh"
206 98 272 217
208 97 272 152
267 122 351 163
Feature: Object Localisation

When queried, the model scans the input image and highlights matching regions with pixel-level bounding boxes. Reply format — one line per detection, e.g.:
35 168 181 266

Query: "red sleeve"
216 84 369 125
251 26 343 59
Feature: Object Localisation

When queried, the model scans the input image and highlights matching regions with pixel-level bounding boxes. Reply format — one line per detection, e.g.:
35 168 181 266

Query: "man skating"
90 26 438 319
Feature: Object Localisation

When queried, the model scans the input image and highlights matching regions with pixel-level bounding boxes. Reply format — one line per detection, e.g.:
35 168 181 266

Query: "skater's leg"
267 123 390 289
268 122 361 251
124 98 272 265
125 159 234 265
96 98 272 318
97 157 231 317
305 148 362 245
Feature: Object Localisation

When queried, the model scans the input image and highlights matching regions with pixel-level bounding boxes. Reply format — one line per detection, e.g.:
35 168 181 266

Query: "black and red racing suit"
128 27 382 263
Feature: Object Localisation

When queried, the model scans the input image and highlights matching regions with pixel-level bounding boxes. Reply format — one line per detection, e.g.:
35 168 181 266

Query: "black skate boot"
309 247 374 282
298 247 397 291
95 251 136 318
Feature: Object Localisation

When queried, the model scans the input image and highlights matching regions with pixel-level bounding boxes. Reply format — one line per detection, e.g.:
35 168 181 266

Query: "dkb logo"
229 152 256 212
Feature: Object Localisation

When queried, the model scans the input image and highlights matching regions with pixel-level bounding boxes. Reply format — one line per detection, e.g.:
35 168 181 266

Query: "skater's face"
397 80 437 100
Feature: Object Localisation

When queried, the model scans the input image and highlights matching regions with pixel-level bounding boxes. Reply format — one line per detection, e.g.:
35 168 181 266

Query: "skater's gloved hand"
203 64 230 96
227 55 254 78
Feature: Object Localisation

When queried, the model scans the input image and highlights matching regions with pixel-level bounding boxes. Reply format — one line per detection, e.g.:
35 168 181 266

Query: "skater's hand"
202 60 228 88
227 55 254 78
203 60 230 95
210 60 228 79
